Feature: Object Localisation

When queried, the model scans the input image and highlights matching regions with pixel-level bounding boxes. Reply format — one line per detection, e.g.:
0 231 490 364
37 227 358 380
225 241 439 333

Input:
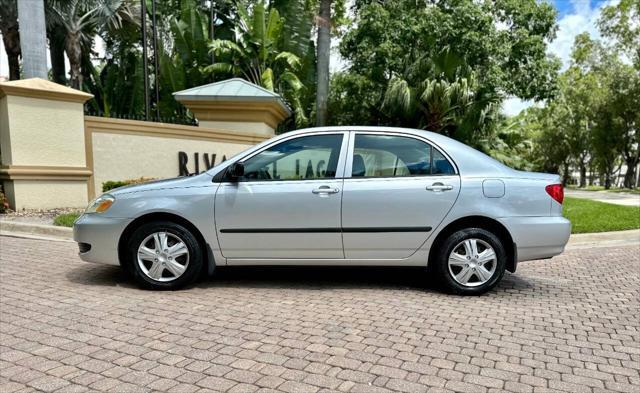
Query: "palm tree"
382 50 501 144
315 0 331 126
206 1 307 125
17 0 48 78
47 0 136 89
0 0 21 80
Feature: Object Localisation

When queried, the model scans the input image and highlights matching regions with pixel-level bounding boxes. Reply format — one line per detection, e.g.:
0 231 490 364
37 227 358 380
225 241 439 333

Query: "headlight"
85 194 115 214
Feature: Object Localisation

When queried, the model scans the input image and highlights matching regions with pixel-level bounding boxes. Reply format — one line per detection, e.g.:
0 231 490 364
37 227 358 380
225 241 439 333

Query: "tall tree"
315 0 331 126
0 0 21 80
599 0 640 68
333 0 560 141
48 0 136 89
381 50 501 144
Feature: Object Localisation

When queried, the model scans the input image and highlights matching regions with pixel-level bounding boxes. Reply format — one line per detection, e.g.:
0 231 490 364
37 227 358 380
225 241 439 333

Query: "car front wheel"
433 228 506 295
126 221 203 290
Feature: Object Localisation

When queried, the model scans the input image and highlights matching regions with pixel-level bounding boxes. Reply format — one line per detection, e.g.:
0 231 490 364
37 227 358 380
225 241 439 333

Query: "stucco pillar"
0 78 93 210
173 78 292 137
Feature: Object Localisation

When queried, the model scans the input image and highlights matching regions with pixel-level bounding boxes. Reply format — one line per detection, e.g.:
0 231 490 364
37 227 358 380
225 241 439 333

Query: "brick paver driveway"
1 236 638 393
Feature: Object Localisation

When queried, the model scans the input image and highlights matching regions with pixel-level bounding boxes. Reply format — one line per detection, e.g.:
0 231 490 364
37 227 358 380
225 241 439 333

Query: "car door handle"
312 186 340 194
426 183 453 192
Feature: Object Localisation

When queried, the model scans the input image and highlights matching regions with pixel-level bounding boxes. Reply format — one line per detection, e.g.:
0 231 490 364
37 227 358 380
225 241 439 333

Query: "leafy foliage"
53 212 81 227
206 1 309 126
332 0 560 146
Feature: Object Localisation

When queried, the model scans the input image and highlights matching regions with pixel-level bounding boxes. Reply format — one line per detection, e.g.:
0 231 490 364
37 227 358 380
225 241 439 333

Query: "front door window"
242 134 344 181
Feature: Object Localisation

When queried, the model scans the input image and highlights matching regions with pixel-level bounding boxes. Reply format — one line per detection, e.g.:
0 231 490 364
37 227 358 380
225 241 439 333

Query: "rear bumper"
73 214 131 266
498 216 571 262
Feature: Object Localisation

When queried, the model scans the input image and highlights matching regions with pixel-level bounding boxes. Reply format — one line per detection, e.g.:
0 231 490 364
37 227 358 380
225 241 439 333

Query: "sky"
0 0 618 116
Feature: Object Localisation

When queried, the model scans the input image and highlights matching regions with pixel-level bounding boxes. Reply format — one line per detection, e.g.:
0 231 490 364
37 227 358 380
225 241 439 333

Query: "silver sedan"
74 127 571 295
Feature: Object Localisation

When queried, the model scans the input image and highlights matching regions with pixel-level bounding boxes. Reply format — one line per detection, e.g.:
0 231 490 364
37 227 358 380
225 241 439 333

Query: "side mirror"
227 162 244 180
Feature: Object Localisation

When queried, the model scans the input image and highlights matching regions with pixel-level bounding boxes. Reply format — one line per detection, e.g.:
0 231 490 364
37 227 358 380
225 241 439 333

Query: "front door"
342 132 461 259
215 133 348 259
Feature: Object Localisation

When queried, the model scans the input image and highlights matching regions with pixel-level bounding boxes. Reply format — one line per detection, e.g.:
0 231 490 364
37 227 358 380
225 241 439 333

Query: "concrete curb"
0 220 73 240
567 229 639 250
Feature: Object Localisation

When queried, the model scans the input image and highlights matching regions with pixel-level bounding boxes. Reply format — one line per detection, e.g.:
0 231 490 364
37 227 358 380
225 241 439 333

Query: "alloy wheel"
447 238 497 287
137 232 190 282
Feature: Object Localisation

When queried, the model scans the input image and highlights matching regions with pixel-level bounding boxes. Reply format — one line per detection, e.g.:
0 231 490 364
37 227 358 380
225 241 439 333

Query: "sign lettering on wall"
178 152 227 176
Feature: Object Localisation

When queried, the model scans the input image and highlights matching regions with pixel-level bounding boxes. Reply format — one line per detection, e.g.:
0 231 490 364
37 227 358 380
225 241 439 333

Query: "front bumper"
498 216 571 262
73 214 132 266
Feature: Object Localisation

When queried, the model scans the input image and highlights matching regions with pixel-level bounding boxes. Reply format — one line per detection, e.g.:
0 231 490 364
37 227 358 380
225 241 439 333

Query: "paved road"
1 236 638 393
565 190 640 207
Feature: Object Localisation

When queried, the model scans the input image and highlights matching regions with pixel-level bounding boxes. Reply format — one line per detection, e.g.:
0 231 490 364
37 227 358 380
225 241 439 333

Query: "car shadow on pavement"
66 264 138 289
66 263 534 294
200 266 435 291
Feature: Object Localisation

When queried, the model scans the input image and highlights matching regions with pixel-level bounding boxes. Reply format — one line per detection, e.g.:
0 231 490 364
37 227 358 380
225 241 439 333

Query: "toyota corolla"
74 127 571 295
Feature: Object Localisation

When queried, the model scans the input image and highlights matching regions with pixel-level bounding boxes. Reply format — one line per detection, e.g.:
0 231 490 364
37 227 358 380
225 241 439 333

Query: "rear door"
341 132 461 259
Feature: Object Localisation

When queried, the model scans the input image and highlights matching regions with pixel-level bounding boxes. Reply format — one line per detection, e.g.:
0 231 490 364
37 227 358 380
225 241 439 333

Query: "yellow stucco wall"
2 95 86 167
198 120 274 136
0 96 12 164
0 79 278 210
83 117 270 198
4 180 88 209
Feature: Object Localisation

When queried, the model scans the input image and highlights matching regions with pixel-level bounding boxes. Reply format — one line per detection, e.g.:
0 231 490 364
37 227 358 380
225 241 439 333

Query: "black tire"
432 228 506 295
126 221 203 290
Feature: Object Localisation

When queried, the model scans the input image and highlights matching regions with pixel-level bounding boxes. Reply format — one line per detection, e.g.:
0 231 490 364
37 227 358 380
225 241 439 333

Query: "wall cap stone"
0 78 93 103
173 78 291 128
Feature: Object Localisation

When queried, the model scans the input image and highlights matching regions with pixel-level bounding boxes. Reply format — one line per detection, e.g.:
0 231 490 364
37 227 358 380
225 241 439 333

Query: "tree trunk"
604 163 613 190
315 0 332 126
561 162 570 186
65 33 83 90
49 28 66 84
2 27 21 80
623 168 635 188
2 29 20 81
624 150 640 188
579 163 586 188
17 0 47 79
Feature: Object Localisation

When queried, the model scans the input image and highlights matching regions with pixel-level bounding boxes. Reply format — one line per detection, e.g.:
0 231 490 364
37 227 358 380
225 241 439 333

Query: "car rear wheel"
433 228 506 295
126 221 203 290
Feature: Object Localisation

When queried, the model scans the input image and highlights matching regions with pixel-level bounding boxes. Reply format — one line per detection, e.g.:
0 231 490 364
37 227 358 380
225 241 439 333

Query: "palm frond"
274 51 301 70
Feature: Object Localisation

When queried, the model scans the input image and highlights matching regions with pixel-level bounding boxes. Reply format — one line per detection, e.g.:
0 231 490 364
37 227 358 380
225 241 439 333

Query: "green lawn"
53 212 81 227
564 197 640 234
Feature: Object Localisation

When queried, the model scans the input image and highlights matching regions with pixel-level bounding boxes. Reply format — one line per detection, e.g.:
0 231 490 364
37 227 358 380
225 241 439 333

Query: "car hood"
109 174 211 195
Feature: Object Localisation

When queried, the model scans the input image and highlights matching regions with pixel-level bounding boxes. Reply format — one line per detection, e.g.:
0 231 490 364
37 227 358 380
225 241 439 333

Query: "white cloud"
502 97 537 117
547 0 616 71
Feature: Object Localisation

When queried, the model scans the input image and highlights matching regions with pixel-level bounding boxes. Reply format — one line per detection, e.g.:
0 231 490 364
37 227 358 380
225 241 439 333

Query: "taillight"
545 184 564 204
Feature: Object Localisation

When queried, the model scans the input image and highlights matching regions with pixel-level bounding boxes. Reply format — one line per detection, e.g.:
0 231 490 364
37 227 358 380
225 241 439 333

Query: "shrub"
53 212 81 227
102 177 156 192
0 190 8 213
